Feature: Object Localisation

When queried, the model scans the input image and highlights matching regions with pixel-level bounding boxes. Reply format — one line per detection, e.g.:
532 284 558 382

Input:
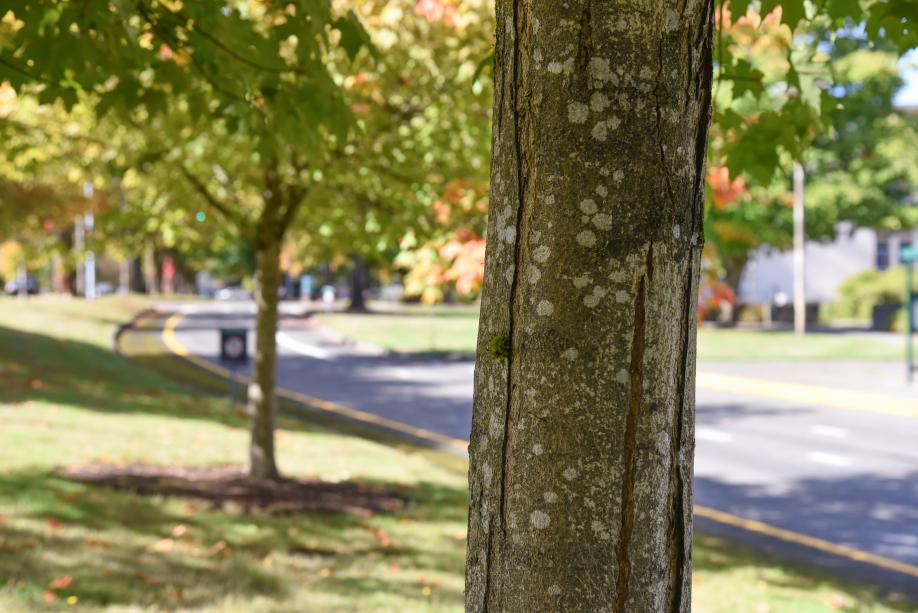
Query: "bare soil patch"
61 464 407 516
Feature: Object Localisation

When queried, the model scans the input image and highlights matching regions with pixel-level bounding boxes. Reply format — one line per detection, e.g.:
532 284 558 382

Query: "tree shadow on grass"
0 471 469 610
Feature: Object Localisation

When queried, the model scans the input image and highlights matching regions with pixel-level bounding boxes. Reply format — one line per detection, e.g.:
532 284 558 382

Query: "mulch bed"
60 464 408 517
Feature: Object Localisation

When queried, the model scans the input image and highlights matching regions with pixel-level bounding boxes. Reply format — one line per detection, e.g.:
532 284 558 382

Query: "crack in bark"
575 0 593 76
614 243 652 613
653 23 680 214
667 251 696 613
690 0 715 237
486 1 531 609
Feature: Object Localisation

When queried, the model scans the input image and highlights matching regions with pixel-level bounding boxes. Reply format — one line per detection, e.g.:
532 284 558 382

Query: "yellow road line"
694 505 918 579
697 371 918 419
161 313 467 451
157 313 918 580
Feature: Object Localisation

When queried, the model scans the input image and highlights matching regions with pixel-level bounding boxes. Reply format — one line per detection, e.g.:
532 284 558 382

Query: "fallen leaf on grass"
207 541 228 556
137 574 161 585
42 591 58 602
85 537 113 548
149 538 174 553
318 568 331 578
46 518 62 530
66 595 78 605
827 595 848 610
171 524 188 537
49 575 73 589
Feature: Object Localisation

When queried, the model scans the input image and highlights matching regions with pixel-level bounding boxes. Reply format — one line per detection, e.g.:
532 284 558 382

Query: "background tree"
1 1 372 479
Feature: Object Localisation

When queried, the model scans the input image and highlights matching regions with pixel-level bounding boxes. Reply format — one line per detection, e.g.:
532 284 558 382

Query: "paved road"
162 304 918 598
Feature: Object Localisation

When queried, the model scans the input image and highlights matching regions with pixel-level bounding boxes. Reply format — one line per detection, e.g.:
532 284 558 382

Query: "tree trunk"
347 254 368 312
465 2 713 611
247 189 284 480
722 252 748 297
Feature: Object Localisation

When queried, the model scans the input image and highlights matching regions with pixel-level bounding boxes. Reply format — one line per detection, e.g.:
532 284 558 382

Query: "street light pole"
83 182 96 300
793 162 806 336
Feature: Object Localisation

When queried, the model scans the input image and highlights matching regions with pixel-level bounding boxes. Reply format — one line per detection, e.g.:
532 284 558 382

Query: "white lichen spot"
547 61 564 74
579 199 598 215
592 213 614 230
573 274 591 289
583 286 607 308
504 265 515 284
567 102 589 124
528 266 542 285
482 462 493 486
561 348 578 360
529 510 550 530
591 520 612 540
596 184 608 197
639 66 653 80
588 57 611 83
673 224 681 238
608 116 622 130
616 369 629 384
548 584 562 596
613 169 625 183
655 431 671 456
532 443 544 456
532 244 551 263
615 290 629 303
502 225 517 244
562 467 578 480
590 92 609 112
544 194 555 206
576 230 597 247
591 121 608 141
544 491 558 503
536 300 554 317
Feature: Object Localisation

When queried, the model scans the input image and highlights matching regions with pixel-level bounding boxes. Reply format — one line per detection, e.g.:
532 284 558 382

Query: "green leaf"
333 11 375 61
762 0 806 28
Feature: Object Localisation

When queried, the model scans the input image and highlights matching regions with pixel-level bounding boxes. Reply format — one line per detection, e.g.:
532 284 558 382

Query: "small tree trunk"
465 1 714 611
247 184 285 480
17 262 28 300
347 254 368 312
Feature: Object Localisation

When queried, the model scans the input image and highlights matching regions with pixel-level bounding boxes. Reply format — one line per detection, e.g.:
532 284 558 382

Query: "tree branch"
178 164 249 231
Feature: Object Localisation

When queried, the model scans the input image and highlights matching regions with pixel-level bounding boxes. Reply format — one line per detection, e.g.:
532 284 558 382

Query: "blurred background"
2 1 918 611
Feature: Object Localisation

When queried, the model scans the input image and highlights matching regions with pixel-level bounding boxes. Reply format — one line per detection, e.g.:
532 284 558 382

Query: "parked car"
215 286 252 301
4 276 39 296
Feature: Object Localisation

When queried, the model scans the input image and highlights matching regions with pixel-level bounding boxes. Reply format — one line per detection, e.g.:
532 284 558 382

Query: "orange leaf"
42 591 58 602
49 575 73 589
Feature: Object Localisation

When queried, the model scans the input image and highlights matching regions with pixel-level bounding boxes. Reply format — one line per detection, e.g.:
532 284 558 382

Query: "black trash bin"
220 328 248 363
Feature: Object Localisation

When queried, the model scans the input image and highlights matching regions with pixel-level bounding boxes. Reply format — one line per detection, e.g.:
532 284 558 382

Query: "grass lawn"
317 302 916 361
316 303 481 355
0 295 912 611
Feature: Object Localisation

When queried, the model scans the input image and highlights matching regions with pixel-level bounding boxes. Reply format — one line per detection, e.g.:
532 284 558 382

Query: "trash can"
220 328 248 363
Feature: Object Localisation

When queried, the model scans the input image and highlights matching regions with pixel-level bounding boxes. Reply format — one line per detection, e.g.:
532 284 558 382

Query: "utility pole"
793 162 806 336
83 182 96 300
74 214 85 296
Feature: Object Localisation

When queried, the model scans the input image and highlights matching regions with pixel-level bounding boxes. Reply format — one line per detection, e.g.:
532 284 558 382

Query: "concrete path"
156 303 918 599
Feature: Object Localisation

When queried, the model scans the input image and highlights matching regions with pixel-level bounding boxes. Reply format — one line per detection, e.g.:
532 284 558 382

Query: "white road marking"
807 451 852 467
696 427 733 443
276 331 331 360
811 424 848 439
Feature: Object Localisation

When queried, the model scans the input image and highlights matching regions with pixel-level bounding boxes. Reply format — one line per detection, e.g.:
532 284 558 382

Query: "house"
738 222 917 305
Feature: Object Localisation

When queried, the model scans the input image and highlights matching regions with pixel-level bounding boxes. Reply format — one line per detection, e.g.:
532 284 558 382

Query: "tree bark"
247 189 284 480
465 2 713 611
347 254 368 312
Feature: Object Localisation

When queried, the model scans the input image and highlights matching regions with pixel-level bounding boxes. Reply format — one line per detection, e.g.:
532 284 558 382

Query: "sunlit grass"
0 296 911 611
